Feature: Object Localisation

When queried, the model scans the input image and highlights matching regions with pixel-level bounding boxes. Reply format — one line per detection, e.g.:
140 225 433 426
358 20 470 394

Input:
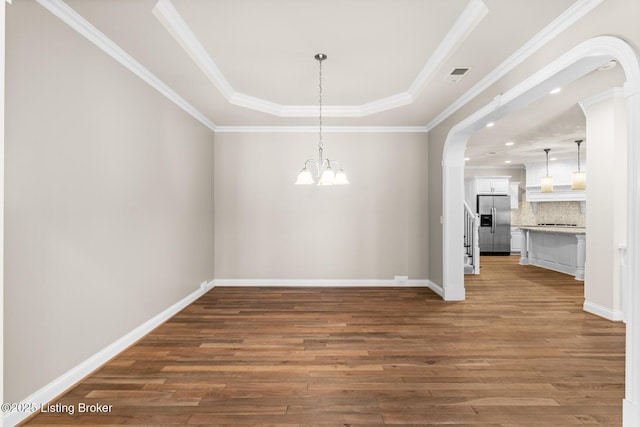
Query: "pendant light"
295 54 348 186
541 148 553 193
571 139 586 190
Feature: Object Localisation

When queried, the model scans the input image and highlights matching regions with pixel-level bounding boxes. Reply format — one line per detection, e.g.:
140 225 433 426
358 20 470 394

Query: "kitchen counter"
516 225 586 235
518 226 586 280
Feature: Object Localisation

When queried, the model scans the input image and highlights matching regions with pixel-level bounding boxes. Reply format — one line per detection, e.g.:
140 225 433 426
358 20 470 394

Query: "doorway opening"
441 35 640 426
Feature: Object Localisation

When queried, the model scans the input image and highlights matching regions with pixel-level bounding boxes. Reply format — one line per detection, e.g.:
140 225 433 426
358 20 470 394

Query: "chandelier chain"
318 57 323 151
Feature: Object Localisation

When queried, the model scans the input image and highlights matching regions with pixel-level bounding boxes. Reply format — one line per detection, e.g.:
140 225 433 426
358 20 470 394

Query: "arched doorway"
441 36 640 426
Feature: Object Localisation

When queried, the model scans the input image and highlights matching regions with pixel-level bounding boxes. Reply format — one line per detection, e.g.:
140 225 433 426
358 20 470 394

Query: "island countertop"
515 225 586 234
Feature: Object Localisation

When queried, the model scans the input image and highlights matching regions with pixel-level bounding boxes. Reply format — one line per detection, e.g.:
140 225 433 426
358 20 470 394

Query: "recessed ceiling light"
550 157 557 161
598 59 617 71
486 122 495 128
505 141 514 146
549 87 562 95
464 157 470 161
504 160 512 164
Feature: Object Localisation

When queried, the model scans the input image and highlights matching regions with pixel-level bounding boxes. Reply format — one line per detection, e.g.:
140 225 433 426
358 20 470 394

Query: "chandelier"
295 54 349 186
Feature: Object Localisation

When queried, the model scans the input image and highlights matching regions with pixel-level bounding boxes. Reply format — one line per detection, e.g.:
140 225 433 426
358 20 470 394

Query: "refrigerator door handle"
492 207 496 234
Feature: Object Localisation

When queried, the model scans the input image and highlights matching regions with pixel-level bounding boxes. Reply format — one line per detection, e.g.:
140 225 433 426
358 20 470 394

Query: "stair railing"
464 201 480 274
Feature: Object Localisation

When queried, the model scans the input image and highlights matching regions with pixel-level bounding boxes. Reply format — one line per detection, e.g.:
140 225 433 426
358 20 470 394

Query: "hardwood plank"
20 256 625 426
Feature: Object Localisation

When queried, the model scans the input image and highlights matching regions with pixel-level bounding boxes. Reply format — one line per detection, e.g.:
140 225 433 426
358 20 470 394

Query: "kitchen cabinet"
509 182 520 209
511 227 521 254
525 160 586 202
476 178 509 194
465 176 510 213
518 226 586 280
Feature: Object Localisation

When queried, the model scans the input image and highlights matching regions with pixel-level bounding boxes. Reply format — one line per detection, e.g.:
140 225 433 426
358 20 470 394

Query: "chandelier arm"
327 159 344 169
303 159 320 177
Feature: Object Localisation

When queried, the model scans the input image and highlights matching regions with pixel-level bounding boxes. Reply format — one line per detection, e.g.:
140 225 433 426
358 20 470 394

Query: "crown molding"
152 0 487 118
578 86 625 113
408 0 488 96
425 0 606 131
214 126 428 133
35 0 217 131
34 0 603 130
152 0 233 100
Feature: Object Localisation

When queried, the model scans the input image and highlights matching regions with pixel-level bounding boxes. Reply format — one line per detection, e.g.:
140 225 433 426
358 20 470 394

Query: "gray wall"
4 1 215 401
214 131 428 280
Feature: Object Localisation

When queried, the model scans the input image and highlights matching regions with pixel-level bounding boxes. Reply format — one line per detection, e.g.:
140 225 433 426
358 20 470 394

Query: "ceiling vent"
447 67 471 82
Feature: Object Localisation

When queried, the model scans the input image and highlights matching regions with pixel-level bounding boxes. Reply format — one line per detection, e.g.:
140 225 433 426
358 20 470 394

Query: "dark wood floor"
22 256 625 426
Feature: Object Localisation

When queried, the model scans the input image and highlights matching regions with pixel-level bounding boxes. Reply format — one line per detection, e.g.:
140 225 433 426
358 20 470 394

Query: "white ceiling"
40 0 625 165
466 64 624 166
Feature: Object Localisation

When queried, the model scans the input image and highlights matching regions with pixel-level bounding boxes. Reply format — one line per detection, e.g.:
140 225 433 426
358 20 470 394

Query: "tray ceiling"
20 0 625 165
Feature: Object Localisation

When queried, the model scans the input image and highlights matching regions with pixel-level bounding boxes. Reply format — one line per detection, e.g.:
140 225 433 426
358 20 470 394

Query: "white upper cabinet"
465 176 510 213
525 159 586 202
509 182 520 209
475 177 509 194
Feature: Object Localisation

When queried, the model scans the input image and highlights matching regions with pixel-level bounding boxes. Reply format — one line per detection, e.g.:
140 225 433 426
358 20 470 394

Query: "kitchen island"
517 225 586 280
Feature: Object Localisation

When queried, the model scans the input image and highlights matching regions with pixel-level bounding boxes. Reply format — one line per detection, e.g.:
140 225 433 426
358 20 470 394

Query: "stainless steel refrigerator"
477 195 511 255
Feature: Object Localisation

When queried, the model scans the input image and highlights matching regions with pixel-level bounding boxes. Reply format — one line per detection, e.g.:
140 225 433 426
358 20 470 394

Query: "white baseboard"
213 279 430 287
624 399 640 427
583 300 624 321
427 280 445 298
423 279 464 301
2 279 215 427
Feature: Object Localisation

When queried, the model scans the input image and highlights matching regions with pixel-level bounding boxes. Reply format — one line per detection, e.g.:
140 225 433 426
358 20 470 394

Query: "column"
575 234 586 281
519 229 529 265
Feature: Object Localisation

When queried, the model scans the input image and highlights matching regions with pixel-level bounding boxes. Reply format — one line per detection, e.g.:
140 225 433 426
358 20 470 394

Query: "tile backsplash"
512 201 586 226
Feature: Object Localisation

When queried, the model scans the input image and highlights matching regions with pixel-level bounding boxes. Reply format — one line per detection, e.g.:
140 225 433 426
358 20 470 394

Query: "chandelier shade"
318 167 336 186
295 167 315 185
295 53 348 186
334 169 349 185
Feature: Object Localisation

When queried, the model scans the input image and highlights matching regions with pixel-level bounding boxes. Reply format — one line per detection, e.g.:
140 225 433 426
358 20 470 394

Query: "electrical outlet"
394 275 409 285
200 281 214 292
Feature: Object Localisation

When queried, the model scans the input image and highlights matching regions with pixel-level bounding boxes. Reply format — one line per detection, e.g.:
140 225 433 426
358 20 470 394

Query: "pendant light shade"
541 148 553 193
571 139 586 190
571 171 586 190
295 54 348 186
